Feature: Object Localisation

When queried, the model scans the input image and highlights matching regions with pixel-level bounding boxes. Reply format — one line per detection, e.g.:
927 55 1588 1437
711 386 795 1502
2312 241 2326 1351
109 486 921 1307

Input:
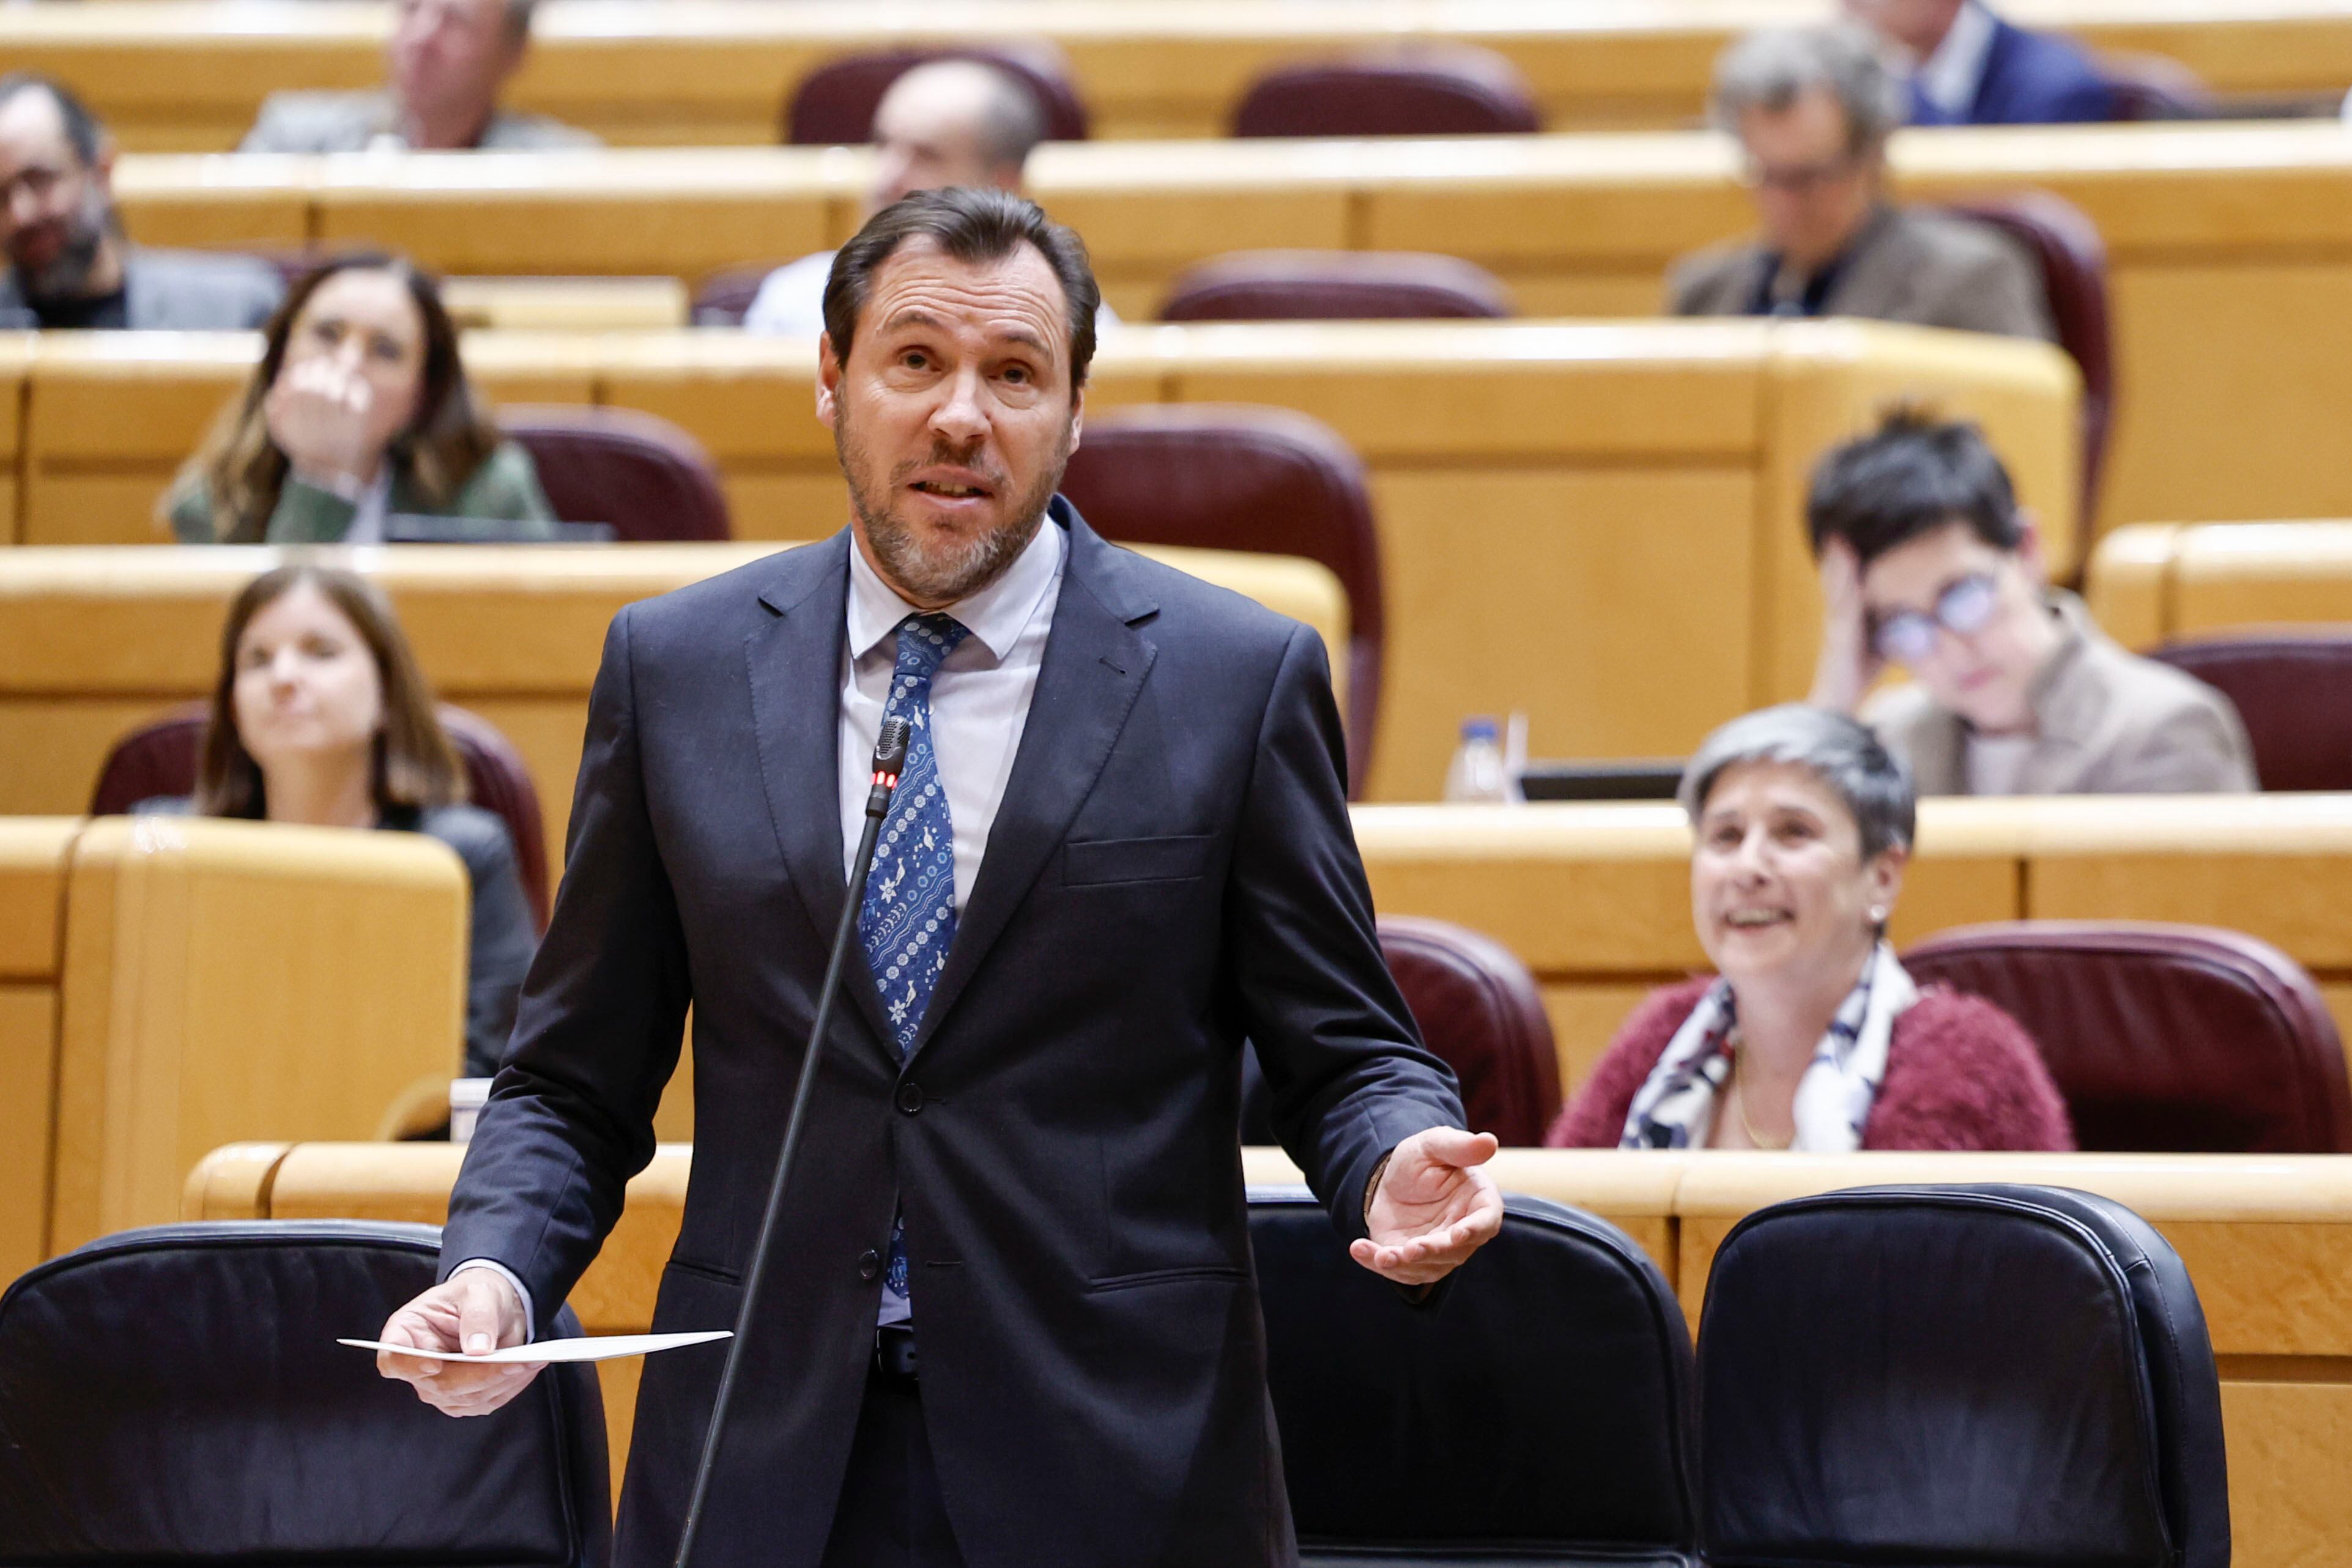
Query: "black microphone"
671 714 911 1568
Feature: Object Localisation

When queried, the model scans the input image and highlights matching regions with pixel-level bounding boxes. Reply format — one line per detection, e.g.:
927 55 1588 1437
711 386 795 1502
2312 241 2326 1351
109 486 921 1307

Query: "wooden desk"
16 0 2352 150
2090 519 2352 648
105 118 2352 542
0 542 1348 873
0 819 465 1275
1352 796 2352 1094
0 819 79 1284
0 320 2076 801
184 1139 2352 1567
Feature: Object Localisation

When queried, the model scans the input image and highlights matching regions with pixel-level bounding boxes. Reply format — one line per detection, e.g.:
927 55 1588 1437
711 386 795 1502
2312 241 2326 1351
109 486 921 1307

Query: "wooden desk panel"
0 542 1346 879
2087 520 2352 651
6 322 2073 802
51 818 467 1252
0 818 80 1283
1357 797 2352 1095
22 0 2352 152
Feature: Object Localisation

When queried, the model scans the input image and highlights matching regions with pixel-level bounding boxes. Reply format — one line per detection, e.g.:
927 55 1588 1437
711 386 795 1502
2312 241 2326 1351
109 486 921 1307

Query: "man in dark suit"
0 74 283 330
1846 0 2116 125
375 185 1503 1568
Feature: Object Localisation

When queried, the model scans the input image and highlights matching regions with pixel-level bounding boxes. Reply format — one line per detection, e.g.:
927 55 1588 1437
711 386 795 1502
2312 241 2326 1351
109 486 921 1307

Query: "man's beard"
12 186 111 303
835 407 1071 606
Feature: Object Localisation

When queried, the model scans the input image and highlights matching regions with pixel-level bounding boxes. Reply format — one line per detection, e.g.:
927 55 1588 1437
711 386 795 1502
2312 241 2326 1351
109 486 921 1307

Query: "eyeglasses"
1868 572 2000 664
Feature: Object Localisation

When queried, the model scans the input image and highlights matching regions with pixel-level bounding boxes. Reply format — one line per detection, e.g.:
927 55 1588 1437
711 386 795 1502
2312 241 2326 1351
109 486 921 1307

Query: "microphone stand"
671 714 911 1568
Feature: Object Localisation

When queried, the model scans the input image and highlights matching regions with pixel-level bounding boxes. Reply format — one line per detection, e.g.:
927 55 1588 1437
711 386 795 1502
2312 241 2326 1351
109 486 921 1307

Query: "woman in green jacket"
164 253 556 544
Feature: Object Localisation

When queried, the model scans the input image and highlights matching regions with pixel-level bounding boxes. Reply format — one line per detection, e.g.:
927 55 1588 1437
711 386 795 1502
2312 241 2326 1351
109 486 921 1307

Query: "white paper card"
338 1330 731 1364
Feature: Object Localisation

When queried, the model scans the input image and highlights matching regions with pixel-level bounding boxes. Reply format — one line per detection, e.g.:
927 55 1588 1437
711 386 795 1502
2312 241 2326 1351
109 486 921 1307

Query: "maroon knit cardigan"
1548 977 2076 1152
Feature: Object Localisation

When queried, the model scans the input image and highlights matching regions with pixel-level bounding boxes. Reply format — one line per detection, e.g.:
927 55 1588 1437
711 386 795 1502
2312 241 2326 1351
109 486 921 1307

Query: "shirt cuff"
451 1257 535 1344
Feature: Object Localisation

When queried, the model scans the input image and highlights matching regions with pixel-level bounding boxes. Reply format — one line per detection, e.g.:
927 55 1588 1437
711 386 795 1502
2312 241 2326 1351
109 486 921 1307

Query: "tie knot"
891 613 969 684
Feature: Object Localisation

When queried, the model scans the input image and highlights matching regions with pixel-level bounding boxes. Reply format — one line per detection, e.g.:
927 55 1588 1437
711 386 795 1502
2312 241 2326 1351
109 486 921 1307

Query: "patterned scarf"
1619 943 1919 1152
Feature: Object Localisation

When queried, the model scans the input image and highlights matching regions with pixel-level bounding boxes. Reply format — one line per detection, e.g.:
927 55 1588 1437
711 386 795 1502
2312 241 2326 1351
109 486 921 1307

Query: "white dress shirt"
837 515 1066 909
1916 0 2000 121
457 519 1068 1338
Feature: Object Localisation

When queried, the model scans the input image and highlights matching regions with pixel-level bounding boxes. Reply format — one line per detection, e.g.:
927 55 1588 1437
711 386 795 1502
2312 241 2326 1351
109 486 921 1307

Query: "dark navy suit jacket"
1912 15 2116 125
439 500 1464 1568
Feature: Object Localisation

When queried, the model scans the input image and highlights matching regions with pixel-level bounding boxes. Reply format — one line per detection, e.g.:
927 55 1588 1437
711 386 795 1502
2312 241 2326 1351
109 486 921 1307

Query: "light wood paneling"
25 0 2352 152
0 986 59 1282
51 816 469 1252
4 320 2071 804
1370 467 1756 799
0 542 1345 879
1358 796 2352 1097
0 817 78 980
2095 520 2352 643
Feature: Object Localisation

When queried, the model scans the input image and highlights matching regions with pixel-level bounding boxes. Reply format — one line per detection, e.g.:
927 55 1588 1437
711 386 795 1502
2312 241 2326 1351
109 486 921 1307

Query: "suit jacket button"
858 1249 880 1281
896 1082 924 1115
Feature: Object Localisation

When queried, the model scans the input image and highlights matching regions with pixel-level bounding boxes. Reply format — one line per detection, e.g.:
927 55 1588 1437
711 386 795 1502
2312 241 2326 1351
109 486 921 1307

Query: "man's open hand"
376 1267 544 1417
1350 1126 1504 1286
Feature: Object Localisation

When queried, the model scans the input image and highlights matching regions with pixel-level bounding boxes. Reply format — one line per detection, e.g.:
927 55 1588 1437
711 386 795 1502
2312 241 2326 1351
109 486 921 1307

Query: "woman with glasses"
1549 703 2072 1152
1806 409 2254 795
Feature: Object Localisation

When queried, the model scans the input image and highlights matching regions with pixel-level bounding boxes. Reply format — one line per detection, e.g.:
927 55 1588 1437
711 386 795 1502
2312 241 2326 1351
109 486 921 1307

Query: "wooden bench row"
184 1138 2352 1568
103 119 2352 539
0 542 1346 873
18 0 2352 149
0 320 2073 802
1353 793 2352 1095
0 816 466 1284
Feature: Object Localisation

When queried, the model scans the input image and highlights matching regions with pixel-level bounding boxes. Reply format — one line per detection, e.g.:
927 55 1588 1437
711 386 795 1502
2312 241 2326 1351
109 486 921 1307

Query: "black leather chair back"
1697 1185 2228 1568
0 1221 610 1565
1252 1188 1697 1564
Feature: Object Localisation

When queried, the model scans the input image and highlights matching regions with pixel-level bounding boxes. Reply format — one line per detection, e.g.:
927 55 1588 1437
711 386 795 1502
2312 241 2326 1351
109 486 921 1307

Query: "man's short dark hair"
0 73 107 166
1806 407 2026 568
823 185 1100 390
499 0 539 45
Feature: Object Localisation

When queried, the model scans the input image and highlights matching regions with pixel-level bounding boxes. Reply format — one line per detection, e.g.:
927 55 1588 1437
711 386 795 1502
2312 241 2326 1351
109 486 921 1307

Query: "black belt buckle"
874 1325 919 1383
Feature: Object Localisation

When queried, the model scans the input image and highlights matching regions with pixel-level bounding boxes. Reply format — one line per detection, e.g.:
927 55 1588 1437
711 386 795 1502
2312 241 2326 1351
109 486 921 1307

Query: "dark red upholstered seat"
1055 404 1384 796
1379 915 1561 1147
1940 193 2113 527
1902 920 2352 1153
2099 51 2214 120
500 405 731 541
89 703 552 931
785 44 1089 145
1159 250 1513 322
691 264 780 328
2151 631 2352 791
1231 46 1541 138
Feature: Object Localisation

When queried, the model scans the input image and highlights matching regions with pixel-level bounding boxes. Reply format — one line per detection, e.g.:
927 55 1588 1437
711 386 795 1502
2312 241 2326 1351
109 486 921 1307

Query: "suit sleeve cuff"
451 1257 536 1344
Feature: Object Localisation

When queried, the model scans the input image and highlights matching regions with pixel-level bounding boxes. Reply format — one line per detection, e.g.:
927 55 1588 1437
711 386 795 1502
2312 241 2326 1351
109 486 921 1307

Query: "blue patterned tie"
859 612 967 1320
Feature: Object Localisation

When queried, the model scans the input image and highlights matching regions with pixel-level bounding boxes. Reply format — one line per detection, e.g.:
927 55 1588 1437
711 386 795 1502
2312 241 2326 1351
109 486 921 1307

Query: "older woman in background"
137 564 536 1079
163 253 554 544
1549 704 2071 1152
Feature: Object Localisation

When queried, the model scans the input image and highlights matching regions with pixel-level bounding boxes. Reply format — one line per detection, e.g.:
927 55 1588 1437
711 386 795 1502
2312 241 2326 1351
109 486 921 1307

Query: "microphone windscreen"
874 716 911 774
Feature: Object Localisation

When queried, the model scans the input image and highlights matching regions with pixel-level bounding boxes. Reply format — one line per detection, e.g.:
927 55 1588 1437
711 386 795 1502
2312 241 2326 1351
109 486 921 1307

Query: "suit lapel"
907 511 1158 1062
745 533 896 1054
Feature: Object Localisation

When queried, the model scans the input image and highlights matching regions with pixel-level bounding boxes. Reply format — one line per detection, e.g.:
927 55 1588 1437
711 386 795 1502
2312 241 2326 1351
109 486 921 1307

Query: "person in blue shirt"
1846 0 2117 125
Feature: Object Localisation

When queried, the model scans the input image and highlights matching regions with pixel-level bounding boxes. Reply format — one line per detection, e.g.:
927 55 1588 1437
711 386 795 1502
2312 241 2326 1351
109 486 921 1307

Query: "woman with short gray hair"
1548 704 2071 1152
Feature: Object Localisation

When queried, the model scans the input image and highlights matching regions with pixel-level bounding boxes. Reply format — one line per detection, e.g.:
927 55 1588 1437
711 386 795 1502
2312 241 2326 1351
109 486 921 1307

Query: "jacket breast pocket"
1063 834 1212 887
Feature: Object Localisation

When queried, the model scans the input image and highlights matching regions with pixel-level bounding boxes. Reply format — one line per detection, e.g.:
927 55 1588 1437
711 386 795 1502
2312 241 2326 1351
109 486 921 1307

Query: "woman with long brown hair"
163 253 555 544
136 564 538 1078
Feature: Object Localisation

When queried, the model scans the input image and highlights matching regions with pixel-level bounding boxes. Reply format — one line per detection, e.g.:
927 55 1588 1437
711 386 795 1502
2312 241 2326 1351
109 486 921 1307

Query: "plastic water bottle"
1442 717 1512 802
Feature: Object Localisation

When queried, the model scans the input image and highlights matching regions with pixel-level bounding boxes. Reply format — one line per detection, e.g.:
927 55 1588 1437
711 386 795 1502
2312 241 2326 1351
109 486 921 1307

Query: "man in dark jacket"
374 187 1502 1568
1846 0 2117 125
0 74 281 330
